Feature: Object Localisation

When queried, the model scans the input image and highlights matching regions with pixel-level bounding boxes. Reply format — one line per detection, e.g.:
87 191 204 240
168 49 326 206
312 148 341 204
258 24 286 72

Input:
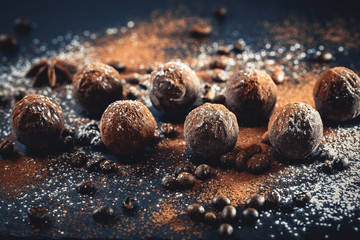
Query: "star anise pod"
25 57 78 88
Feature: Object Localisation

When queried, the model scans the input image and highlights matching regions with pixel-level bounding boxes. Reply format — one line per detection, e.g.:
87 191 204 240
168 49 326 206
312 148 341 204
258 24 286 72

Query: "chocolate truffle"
150 62 201 114
11 94 65 148
268 102 323 160
184 103 239 158
99 100 156 155
73 62 123 114
313 67 360 122
225 69 277 124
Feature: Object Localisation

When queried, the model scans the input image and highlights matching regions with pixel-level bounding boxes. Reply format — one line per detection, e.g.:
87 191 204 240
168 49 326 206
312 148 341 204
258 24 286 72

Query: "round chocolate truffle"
11 94 65 148
313 67 360 122
150 62 201 114
184 103 239 158
268 102 323 160
73 62 123 114
225 69 277 124
99 100 156 155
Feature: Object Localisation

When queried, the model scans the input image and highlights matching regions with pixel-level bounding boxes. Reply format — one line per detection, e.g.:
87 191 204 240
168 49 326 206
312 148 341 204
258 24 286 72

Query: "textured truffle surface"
225 69 277 124
150 62 201 114
99 100 156 155
268 102 323 160
11 94 65 148
313 67 360 122
184 103 239 158
73 62 123 114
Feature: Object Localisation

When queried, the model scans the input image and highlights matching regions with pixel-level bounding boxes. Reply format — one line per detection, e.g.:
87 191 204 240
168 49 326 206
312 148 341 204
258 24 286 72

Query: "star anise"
25 57 78 88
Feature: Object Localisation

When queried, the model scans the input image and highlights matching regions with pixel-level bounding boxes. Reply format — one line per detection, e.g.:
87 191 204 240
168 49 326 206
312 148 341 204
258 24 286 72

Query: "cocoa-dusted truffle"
184 103 239 158
73 62 123 114
225 69 277 124
11 94 65 148
268 102 323 160
313 67 360 122
99 100 156 155
150 62 201 114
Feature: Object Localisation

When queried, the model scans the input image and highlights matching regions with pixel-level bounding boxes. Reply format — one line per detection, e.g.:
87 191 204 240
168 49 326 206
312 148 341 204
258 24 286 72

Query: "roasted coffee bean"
176 172 196 189
204 211 219 225
123 196 136 213
28 207 51 226
245 195 265 210
293 192 311 207
107 60 126 73
0 138 15 157
216 46 231 56
70 152 87 168
265 190 281 207
321 160 333 174
160 123 175 137
242 208 258 223
218 223 233 238
233 39 246 53
190 23 212 38
246 152 271 174
214 6 227 19
332 158 349 171
161 175 178 190
92 206 116 223
0 34 17 52
75 181 97 195
100 160 118 174
187 204 205 220
174 165 195 176
220 205 237 222
235 144 262 170
86 156 105 172
194 164 213 180
219 152 236 168
315 51 332 63
212 196 231 210
14 17 31 34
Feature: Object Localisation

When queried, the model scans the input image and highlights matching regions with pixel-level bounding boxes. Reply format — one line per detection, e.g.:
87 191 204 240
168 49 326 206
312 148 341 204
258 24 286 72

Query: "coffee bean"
14 17 31 34
86 156 105 172
107 60 126 73
265 190 281 208
212 196 231 210
70 152 87 168
233 39 246 53
216 46 231 56
160 123 175 137
214 6 227 20
122 196 136 213
92 206 116 223
219 152 236 168
242 208 258 223
176 172 196 189
194 164 213 180
100 160 118 174
332 158 349 171
292 192 311 207
204 211 219 225
161 175 178 190
0 34 17 52
190 23 212 38
0 138 15 157
187 204 205 220
174 165 195 176
28 207 51 226
235 144 262 171
245 195 265 210
315 51 332 63
218 223 233 238
321 160 333 174
246 152 271 174
75 181 97 195
220 205 237 222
